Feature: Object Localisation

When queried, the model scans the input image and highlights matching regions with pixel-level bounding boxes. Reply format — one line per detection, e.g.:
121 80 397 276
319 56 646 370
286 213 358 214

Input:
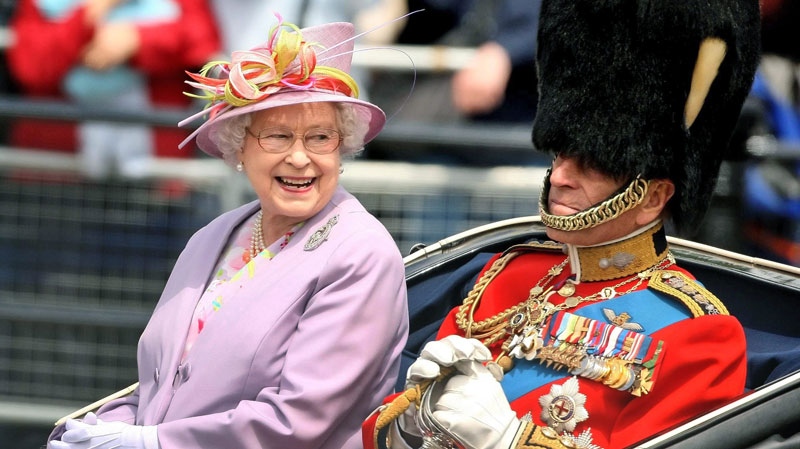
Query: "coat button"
179 363 191 380
172 363 191 388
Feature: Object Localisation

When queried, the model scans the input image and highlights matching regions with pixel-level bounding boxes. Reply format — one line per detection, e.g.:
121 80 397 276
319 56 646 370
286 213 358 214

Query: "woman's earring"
236 162 244 172
339 165 344 174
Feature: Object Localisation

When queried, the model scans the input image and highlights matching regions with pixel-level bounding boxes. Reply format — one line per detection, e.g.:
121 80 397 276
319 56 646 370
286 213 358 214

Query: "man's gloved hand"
398 335 493 439
406 335 492 389
432 360 522 449
48 413 159 449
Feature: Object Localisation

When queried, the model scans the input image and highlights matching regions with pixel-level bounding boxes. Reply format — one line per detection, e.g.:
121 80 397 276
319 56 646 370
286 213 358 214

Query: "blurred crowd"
739 0 800 265
4 0 221 178
0 0 798 263
0 0 542 170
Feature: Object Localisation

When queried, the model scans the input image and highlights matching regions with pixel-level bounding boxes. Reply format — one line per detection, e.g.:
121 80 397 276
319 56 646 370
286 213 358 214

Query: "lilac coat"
70 186 408 449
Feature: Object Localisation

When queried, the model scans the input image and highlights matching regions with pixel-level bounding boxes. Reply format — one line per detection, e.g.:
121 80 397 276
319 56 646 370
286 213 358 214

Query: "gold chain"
455 253 568 346
530 254 674 319
457 251 675 354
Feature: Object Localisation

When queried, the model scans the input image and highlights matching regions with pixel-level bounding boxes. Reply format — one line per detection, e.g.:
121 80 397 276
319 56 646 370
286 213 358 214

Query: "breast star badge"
538 376 588 434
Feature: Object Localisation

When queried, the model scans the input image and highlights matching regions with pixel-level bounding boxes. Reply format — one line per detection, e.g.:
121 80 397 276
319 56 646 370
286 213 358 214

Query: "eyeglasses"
245 126 343 154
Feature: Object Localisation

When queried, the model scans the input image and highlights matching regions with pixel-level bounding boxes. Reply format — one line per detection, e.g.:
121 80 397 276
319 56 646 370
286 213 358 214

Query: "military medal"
558 280 576 297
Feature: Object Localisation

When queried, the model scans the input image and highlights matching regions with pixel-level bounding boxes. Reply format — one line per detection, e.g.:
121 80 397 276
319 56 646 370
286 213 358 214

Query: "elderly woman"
48 18 408 449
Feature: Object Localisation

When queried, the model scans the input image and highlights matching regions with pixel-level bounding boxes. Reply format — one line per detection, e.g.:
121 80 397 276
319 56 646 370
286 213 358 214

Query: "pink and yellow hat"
178 19 386 158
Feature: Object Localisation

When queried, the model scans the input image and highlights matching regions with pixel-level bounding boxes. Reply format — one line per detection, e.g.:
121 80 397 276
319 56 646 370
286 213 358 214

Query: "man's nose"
549 158 578 186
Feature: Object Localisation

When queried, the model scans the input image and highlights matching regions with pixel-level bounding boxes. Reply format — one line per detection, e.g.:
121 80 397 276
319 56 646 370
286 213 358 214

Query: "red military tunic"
365 223 746 449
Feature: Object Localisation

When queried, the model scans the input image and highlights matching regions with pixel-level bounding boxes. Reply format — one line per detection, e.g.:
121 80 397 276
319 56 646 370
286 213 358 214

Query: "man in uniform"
364 0 761 448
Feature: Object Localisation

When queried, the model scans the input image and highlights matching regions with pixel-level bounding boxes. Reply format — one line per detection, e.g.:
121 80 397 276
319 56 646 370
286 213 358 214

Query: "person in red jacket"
364 1 761 448
6 0 220 177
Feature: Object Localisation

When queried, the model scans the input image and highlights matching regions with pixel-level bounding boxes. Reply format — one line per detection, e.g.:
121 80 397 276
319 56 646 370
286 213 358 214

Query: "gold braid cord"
540 177 650 231
374 385 423 430
373 366 455 431
455 250 525 346
454 241 566 347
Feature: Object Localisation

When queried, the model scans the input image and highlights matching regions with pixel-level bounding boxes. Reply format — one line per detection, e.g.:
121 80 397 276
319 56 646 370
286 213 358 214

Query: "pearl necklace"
250 210 265 260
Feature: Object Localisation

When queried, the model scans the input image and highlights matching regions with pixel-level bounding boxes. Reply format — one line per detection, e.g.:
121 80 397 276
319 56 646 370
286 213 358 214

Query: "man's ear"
636 180 675 225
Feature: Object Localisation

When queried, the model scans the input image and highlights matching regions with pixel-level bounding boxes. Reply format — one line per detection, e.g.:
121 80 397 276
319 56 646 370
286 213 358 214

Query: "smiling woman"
236 102 344 245
46 17 409 449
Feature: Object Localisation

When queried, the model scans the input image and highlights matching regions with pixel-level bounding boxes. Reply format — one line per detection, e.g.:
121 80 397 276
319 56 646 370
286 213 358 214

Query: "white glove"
48 413 159 449
431 360 521 449
399 336 493 439
406 335 492 389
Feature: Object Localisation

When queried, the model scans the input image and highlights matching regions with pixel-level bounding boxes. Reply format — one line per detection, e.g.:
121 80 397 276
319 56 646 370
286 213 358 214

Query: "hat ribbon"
180 18 359 126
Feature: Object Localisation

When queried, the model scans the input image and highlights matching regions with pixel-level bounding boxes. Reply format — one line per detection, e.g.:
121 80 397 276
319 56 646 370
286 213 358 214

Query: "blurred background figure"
738 0 800 265
364 0 542 167
6 0 221 179
383 0 541 124
753 0 800 142
209 0 382 53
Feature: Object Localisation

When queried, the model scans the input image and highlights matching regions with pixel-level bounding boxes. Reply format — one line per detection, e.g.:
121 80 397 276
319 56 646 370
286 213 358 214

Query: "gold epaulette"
501 240 565 257
648 270 729 317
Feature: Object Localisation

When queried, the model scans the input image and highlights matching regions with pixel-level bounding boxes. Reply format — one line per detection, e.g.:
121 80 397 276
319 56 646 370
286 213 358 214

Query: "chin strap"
539 176 650 232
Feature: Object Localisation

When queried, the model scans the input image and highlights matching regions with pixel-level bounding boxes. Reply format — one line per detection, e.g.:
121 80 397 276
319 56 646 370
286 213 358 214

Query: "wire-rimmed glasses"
245 126 343 154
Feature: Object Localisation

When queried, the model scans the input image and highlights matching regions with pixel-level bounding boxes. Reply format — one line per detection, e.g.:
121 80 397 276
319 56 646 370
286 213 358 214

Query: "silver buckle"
416 378 466 449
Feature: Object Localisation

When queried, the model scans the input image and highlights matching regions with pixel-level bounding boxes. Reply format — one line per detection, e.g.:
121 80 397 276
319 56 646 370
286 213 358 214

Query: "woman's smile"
277 176 316 190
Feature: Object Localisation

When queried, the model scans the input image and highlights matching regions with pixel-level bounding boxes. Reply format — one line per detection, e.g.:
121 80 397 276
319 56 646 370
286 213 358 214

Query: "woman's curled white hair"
213 102 369 168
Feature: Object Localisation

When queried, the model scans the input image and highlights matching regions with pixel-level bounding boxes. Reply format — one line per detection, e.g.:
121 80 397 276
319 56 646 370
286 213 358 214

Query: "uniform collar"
566 221 669 282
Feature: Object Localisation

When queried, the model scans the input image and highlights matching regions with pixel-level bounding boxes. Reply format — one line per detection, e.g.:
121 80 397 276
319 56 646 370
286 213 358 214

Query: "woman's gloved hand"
48 413 159 449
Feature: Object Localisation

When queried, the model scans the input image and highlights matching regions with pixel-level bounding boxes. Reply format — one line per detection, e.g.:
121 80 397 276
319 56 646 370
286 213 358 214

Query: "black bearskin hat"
532 0 761 236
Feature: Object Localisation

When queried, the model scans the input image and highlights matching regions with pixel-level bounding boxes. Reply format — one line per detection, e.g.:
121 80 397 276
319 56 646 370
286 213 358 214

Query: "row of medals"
503 280 639 393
